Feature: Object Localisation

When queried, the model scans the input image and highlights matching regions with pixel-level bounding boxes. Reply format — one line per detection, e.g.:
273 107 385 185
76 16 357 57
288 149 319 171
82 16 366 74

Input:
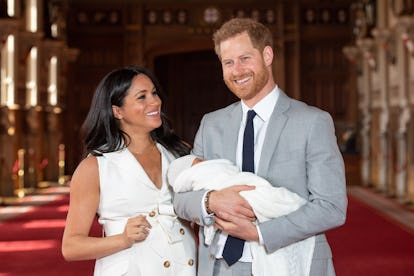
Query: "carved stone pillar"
356 38 378 188
408 107 414 203
394 17 414 200
402 18 414 203
372 27 391 194
343 45 369 186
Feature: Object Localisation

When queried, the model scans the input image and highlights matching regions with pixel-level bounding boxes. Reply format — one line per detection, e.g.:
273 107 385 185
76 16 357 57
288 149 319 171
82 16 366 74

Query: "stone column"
372 0 391 193
357 38 378 188
343 45 370 186
394 17 413 200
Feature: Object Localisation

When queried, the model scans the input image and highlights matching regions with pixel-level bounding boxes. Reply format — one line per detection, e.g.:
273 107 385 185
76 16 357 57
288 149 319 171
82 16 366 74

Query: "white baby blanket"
168 157 315 276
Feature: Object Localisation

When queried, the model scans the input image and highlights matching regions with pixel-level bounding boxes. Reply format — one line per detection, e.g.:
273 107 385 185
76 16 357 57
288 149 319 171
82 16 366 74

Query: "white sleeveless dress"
93 144 196 276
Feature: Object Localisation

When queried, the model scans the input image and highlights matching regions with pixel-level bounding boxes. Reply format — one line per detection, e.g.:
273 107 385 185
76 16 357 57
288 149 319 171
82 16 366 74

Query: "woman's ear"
263 46 274 66
112 105 122 120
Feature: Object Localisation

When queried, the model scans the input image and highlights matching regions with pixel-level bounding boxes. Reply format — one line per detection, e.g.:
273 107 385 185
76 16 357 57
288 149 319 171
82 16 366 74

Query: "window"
26 0 38 32
1 35 15 106
7 0 15 17
48 56 58 106
26 47 37 107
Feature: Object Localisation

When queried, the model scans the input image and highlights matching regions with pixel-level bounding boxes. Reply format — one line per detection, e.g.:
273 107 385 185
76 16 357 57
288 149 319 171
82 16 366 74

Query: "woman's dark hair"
81 66 191 158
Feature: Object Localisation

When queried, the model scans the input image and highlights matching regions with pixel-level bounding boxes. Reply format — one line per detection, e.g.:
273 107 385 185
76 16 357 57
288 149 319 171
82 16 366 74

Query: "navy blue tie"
222 109 256 266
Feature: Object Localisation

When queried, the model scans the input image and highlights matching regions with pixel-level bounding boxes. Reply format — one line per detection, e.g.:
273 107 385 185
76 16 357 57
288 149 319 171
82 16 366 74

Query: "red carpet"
327 196 414 276
0 189 413 275
0 194 98 276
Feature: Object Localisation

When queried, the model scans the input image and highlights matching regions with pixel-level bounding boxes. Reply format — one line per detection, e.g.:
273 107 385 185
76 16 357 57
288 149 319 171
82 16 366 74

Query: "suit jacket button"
188 259 194 266
149 211 156 217
163 260 170 268
180 228 185 235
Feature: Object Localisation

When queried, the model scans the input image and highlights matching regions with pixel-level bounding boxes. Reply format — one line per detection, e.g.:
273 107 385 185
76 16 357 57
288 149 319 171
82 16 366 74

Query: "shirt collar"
241 86 279 122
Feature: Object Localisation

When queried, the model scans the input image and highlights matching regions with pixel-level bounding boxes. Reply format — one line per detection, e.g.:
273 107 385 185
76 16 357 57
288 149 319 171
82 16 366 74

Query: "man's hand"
208 185 255 220
215 211 259 241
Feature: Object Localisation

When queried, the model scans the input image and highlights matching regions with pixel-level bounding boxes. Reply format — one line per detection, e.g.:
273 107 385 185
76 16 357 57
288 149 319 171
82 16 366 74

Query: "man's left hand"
214 211 259 241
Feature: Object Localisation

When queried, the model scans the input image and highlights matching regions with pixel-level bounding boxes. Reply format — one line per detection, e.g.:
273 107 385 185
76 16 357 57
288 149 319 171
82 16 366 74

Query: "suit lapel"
258 90 290 177
223 103 242 163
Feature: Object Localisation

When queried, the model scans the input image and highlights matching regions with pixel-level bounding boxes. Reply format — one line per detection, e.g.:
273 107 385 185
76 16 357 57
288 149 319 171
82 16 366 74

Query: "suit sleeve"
173 116 210 225
260 111 347 253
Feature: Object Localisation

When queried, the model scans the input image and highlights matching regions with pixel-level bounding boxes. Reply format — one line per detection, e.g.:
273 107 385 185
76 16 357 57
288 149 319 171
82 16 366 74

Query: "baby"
168 155 316 276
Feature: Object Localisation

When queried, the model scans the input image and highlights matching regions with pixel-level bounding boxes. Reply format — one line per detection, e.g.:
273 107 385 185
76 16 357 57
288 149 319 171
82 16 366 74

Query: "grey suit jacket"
173 90 347 276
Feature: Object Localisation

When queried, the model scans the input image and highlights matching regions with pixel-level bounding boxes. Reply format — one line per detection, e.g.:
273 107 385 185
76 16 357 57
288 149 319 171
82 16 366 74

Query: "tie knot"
247 110 256 122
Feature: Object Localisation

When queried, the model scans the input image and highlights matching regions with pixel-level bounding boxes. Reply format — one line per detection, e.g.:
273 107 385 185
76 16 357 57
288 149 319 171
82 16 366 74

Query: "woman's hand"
123 215 152 247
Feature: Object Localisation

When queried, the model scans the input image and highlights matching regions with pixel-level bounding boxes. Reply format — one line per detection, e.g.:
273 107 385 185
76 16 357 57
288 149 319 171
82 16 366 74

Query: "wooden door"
154 50 238 145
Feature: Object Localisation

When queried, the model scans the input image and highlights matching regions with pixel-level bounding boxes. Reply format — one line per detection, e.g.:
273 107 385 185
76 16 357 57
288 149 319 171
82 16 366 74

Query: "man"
173 18 347 276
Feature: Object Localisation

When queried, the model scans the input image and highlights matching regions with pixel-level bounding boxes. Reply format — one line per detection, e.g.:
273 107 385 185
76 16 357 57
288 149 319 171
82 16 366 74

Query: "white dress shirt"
202 86 279 262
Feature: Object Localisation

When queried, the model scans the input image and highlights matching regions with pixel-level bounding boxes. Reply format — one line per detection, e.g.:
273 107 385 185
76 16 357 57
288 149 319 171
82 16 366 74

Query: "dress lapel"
117 148 160 191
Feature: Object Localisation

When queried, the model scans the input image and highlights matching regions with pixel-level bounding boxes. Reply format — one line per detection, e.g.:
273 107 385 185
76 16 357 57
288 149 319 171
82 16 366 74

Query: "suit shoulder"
203 101 239 121
288 98 333 121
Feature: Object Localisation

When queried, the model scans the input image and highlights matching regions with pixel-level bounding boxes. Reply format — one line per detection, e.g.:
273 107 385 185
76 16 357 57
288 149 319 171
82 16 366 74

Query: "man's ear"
112 105 122 120
263 46 274 66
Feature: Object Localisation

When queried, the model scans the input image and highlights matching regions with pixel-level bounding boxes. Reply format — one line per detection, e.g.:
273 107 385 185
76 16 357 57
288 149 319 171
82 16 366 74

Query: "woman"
62 66 196 276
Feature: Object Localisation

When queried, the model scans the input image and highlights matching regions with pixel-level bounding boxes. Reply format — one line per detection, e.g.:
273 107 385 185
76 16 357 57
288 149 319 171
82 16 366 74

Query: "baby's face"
191 157 204 166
